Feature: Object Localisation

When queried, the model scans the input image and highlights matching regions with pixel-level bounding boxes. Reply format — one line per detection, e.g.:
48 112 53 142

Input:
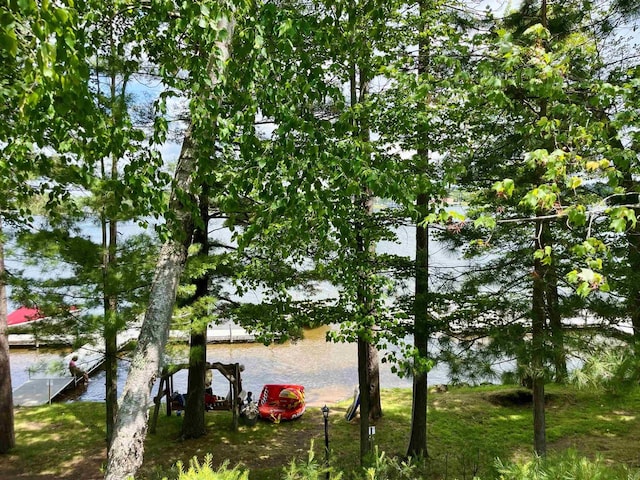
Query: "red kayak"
257 384 305 422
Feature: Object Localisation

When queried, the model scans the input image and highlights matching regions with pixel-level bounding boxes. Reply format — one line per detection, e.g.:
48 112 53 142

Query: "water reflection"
10 327 450 406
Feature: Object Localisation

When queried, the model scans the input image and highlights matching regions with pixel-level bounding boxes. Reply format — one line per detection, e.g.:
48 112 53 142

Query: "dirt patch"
485 389 573 407
486 389 533 406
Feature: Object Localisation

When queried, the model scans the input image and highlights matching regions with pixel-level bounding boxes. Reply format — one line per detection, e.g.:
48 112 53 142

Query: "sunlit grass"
7 385 640 479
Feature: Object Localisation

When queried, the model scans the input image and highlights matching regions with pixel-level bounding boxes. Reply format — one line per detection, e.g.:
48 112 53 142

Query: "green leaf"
0 30 18 57
610 218 627 232
567 176 582 190
492 178 514 198
473 215 496 229
522 23 550 40
567 206 587 226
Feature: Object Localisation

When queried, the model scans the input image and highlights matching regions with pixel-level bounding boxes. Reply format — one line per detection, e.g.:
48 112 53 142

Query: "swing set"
150 362 244 433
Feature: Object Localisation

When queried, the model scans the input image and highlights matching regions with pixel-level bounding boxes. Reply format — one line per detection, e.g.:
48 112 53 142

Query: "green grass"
5 385 640 479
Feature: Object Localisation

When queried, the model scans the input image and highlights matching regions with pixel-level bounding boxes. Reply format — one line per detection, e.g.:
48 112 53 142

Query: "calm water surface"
9 222 462 406
10 327 449 406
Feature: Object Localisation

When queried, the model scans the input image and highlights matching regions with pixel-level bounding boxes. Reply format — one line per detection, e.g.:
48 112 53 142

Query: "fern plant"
164 456 249 480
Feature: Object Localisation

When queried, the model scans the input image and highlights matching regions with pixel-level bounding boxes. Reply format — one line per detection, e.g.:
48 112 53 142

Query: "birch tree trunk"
104 14 235 480
104 130 196 480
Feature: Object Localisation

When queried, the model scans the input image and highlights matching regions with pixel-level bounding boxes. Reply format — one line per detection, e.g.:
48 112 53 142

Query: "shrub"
282 444 421 480
495 450 640 480
362 448 422 480
281 441 340 480
164 455 249 480
571 347 640 395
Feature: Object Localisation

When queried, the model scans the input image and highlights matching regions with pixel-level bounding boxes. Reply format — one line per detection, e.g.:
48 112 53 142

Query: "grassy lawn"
3 385 640 479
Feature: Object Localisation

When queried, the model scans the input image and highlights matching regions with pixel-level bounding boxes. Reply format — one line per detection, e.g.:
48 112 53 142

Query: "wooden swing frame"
150 362 243 433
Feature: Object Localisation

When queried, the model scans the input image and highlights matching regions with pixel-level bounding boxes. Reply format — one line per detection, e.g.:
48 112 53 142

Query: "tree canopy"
2 0 640 476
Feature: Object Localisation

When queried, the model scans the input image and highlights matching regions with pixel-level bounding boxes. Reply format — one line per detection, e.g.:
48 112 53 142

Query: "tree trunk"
104 129 197 479
104 211 119 448
531 1 547 456
357 336 372 462
182 330 207 438
532 221 547 456
545 262 567 383
0 218 15 454
104 13 234 479
104 9 120 450
104 310 118 448
367 343 382 420
407 0 431 458
348 25 382 461
182 193 210 439
355 189 380 460
407 194 429 458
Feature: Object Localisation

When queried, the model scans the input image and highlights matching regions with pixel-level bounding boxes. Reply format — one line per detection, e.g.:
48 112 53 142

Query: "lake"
7 221 468 406
9 325 450 406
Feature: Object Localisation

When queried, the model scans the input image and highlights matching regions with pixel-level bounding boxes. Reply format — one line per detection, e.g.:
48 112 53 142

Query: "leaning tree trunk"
104 131 196 480
0 218 15 454
104 13 235 480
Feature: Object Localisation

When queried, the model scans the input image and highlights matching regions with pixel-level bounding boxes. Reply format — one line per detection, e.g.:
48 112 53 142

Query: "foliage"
570 346 640 395
5 0 640 472
11 225 158 317
424 0 640 398
362 447 421 480
495 450 640 480
281 443 339 480
166 456 249 480
152 449 640 480
0 0 95 221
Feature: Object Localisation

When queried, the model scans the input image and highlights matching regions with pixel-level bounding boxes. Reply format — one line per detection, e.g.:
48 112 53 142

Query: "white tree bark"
104 14 235 480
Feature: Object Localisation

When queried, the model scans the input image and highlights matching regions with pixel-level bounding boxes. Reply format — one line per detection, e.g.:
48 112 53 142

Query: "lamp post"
322 405 330 479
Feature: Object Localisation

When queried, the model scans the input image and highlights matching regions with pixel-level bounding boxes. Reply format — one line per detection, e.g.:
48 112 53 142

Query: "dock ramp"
12 330 139 406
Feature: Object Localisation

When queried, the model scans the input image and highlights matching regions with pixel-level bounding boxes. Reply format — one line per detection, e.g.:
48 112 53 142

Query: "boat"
257 384 305 422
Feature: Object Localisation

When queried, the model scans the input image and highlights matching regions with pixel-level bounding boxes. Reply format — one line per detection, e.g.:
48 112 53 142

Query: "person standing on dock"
69 355 88 384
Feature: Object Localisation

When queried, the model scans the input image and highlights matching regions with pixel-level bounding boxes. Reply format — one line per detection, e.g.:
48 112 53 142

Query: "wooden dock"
169 325 256 344
12 377 81 407
12 330 139 406
9 324 255 347
10 325 255 406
